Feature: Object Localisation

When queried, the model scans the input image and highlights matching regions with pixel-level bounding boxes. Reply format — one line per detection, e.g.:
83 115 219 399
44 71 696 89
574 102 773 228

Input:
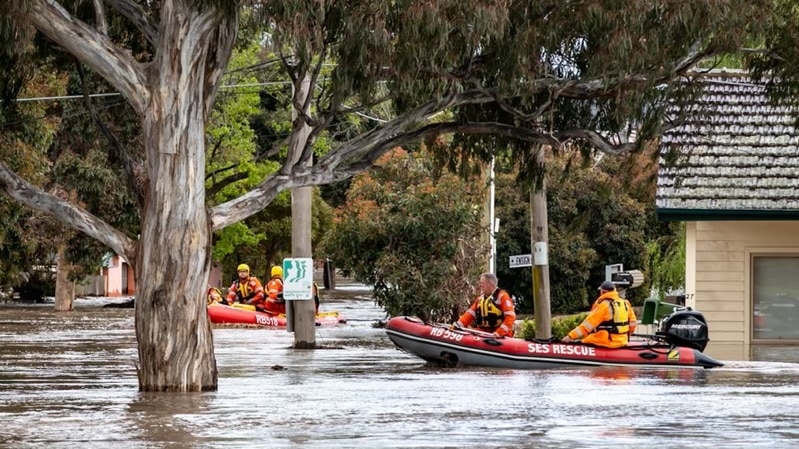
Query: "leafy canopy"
321 147 488 322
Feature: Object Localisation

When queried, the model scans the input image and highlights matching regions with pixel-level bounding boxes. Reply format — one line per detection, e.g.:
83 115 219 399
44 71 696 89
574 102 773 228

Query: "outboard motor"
657 308 710 352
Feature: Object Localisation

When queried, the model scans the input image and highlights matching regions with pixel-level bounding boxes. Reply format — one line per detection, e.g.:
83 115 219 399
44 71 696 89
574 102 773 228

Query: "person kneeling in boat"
453 273 516 337
225 264 268 311
264 265 286 315
562 281 635 348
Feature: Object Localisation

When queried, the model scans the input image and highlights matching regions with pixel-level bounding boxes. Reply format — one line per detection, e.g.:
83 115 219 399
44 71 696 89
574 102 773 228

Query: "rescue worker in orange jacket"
264 265 285 315
562 281 634 348
225 264 266 311
455 273 516 337
585 283 638 336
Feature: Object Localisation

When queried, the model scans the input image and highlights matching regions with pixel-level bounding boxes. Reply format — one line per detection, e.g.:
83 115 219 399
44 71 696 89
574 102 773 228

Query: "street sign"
282 257 314 300
509 254 532 268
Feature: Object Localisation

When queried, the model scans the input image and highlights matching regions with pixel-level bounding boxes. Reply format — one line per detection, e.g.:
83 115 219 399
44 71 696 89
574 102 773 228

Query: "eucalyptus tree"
0 1 770 391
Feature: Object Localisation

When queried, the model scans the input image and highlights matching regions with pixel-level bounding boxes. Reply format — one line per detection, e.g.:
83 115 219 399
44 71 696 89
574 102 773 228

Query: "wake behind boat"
386 309 723 369
208 303 346 327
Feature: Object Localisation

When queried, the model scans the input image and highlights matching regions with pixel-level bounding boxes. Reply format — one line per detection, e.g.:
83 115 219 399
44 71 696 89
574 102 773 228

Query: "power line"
8 81 297 103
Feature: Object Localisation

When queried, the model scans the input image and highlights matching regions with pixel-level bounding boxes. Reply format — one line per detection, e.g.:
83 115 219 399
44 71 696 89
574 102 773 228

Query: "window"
753 257 799 340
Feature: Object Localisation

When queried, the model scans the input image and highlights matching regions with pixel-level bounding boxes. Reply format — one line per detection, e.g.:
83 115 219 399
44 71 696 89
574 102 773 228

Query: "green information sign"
282 257 314 300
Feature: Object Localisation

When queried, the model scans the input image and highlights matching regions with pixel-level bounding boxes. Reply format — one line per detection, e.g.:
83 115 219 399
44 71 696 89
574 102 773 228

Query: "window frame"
750 251 799 344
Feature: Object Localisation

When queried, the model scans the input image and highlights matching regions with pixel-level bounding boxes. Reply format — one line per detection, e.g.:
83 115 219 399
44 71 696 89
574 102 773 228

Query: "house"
75 254 225 297
104 254 135 296
657 70 799 360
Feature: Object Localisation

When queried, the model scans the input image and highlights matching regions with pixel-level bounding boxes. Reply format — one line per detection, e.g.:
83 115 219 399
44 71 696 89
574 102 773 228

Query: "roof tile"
657 72 799 211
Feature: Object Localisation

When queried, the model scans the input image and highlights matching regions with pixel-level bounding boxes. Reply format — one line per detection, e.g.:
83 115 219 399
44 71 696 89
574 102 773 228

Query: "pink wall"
104 255 135 297
103 255 219 297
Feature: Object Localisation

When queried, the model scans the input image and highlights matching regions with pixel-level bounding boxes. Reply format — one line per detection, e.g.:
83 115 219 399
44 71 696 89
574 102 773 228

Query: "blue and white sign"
282 257 314 300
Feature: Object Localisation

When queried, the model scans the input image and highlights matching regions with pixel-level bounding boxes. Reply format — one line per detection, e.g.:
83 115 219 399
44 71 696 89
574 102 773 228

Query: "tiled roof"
657 70 799 215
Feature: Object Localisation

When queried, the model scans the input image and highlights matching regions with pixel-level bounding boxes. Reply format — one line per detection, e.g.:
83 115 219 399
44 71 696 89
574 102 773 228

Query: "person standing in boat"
562 281 634 348
454 273 516 337
224 264 267 311
264 265 286 315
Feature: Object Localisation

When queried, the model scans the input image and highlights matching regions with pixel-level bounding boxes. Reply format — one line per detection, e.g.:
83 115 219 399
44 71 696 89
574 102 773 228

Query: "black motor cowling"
657 308 710 352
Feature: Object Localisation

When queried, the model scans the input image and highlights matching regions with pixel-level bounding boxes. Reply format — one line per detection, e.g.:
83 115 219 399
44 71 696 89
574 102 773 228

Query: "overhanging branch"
29 0 149 114
0 162 136 261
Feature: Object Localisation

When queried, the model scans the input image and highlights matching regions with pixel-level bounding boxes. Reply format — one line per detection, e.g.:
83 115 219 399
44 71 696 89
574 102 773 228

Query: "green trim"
657 208 799 221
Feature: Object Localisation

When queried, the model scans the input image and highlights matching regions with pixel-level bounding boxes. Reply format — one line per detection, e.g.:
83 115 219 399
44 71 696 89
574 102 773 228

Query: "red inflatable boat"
385 314 723 369
208 303 346 327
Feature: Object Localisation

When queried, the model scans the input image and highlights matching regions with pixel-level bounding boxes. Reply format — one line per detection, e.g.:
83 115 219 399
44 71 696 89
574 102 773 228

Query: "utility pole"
288 73 316 349
488 156 497 273
530 145 551 339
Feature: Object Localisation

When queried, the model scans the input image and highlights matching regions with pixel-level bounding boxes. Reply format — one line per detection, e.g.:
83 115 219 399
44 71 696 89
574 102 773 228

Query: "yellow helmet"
271 266 283 278
237 264 250 272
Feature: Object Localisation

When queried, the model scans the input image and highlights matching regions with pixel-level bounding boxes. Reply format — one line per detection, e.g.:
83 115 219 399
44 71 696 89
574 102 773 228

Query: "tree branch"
210 67 689 230
29 0 149 114
315 89 497 172
92 0 107 35
303 41 327 114
206 171 248 198
103 0 157 44
0 162 136 261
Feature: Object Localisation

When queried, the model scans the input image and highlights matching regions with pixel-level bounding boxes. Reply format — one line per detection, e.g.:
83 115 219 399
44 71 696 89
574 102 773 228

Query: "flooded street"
2 283 799 448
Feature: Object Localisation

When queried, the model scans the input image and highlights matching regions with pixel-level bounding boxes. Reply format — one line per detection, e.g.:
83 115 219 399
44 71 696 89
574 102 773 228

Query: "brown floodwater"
1 282 799 448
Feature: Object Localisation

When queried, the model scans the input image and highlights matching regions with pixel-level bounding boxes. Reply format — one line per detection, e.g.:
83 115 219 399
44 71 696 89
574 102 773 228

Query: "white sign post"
282 257 314 300
509 254 533 268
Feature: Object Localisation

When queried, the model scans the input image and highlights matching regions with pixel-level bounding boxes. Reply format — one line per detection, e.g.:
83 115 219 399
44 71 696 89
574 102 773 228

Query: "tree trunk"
54 245 74 312
135 113 217 391
133 11 222 392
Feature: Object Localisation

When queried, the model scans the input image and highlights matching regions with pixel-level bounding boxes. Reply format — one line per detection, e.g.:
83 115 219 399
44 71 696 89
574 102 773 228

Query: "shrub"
519 313 589 340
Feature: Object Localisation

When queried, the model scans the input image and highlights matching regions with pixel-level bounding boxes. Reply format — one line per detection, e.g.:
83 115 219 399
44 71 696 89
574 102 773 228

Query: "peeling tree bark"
131 6 234 392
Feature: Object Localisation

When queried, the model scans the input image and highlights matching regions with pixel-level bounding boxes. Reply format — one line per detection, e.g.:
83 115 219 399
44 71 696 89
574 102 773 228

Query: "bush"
519 313 589 340
321 148 488 322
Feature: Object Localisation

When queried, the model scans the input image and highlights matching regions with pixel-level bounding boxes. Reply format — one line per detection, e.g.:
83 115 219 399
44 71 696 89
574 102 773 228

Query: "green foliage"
748 0 799 112
645 223 686 299
494 151 653 315
321 147 488 322
207 45 337 279
0 62 68 292
519 314 589 340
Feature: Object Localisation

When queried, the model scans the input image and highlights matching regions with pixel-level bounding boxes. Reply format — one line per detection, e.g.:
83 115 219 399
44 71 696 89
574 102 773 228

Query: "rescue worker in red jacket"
225 264 266 311
454 273 516 337
562 281 634 348
264 265 285 315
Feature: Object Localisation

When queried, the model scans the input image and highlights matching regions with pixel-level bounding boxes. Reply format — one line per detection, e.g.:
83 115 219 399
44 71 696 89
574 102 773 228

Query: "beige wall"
690 221 799 360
